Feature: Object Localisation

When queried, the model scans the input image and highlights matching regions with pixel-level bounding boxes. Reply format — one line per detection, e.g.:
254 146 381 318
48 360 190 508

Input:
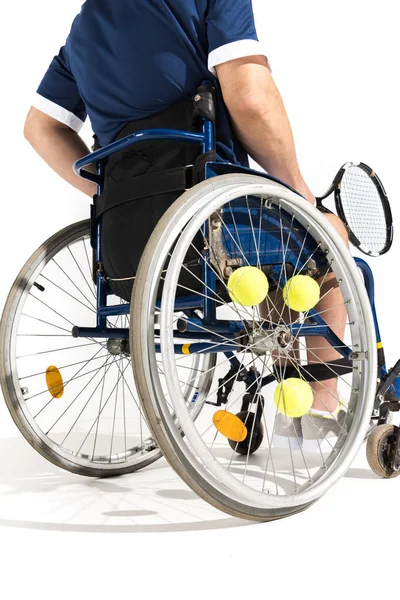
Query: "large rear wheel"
132 174 377 520
0 221 161 476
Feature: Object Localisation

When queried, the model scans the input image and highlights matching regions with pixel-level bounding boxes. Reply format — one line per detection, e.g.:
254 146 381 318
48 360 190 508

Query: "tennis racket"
316 162 393 256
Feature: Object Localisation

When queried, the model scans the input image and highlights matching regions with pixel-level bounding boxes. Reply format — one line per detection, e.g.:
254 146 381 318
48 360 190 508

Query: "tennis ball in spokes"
227 266 269 307
283 275 320 312
274 378 314 418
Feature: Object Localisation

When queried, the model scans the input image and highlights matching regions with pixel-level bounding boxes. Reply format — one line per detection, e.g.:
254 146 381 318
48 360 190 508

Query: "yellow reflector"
213 410 247 443
46 366 64 399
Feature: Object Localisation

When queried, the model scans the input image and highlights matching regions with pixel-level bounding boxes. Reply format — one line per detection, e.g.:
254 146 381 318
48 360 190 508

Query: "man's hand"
24 107 96 198
216 55 315 205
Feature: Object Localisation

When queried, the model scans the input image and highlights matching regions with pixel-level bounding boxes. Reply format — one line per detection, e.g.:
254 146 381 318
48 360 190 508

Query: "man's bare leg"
306 214 349 413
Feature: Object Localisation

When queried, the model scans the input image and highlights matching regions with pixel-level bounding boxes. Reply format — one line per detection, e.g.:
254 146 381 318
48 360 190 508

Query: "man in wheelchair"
24 0 352 454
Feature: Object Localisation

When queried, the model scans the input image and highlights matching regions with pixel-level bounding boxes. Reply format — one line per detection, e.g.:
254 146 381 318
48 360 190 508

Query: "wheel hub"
248 325 294 357
106 338 130 356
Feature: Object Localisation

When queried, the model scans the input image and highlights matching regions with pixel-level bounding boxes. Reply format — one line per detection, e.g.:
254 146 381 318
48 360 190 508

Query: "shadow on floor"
344 468 380 480
0 436 253 533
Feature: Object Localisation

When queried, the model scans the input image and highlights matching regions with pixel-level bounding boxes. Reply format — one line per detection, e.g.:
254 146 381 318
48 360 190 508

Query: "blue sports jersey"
34 0 266 165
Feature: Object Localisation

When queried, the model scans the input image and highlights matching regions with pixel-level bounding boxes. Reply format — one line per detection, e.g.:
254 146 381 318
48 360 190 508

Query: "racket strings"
340 166 388 253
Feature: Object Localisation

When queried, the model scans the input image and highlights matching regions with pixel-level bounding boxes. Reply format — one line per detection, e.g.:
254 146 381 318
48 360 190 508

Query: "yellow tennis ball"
227 266 269 307
274 378 314 418
283 275 320 312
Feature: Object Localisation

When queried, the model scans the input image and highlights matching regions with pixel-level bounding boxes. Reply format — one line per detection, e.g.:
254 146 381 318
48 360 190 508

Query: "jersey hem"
32 93 85 132
208 39 266 75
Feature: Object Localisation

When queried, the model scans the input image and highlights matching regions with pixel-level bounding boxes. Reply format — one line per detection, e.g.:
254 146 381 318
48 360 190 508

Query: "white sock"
310 405 340 418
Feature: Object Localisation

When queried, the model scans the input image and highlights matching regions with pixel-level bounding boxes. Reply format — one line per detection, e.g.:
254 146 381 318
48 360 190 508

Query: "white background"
0 1 399 598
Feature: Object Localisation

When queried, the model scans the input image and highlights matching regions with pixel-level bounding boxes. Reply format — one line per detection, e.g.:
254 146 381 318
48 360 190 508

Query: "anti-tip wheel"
366 424 400 478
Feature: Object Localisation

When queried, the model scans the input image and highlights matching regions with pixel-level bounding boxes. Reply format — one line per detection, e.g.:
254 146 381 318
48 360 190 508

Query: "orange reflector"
46 366 64 398
213 410 247 443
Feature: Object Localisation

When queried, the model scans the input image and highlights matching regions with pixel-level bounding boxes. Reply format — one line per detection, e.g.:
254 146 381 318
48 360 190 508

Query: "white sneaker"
301 405 347 454
273 413 303 450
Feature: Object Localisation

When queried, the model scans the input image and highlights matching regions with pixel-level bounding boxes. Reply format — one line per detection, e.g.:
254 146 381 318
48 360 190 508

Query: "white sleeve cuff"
208 39 267 76
32 93 85 132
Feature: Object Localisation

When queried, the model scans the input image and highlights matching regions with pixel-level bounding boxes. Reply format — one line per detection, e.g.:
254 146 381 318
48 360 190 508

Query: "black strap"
273 358 353 382
95 165 194 219
194 150 217 184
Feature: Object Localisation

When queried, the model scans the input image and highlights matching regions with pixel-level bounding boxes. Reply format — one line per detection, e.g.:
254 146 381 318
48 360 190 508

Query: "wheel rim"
135 177 377 512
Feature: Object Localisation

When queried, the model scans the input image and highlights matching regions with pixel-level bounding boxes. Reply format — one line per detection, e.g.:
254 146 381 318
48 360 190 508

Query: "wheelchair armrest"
73 128 207 184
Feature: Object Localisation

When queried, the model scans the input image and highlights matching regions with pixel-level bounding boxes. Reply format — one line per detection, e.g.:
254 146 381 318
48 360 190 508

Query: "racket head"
334 162 393 256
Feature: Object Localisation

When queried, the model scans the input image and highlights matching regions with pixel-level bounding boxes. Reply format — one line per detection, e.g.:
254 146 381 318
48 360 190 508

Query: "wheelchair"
1 86 399 520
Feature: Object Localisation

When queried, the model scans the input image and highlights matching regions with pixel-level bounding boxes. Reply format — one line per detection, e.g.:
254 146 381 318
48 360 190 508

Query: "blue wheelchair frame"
73 116 400 399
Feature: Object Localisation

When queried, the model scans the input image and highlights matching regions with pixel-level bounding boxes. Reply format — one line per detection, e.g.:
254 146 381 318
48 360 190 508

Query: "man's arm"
216 55 315 204
24 107 97 198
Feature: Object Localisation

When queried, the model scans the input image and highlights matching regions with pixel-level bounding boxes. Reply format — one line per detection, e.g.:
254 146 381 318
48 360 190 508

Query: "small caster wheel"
228 412 264 455
366 424 400 478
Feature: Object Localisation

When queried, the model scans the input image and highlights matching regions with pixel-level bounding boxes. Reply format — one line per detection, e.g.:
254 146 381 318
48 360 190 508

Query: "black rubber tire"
228 412 264 455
